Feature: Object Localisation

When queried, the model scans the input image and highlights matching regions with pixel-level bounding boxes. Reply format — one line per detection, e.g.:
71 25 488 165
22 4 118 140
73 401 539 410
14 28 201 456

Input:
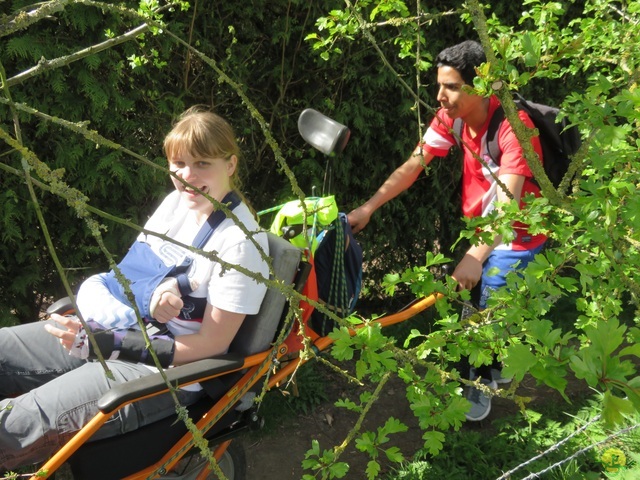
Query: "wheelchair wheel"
161 440 246 480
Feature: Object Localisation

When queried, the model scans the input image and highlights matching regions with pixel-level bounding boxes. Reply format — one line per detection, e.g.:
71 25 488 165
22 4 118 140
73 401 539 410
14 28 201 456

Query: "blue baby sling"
104 191 241 320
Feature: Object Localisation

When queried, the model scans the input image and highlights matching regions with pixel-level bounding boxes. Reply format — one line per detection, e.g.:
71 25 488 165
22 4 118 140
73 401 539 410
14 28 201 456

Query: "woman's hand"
44 314 83 351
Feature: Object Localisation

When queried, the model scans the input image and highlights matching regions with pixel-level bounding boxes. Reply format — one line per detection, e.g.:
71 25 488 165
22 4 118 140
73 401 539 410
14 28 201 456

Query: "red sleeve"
422 110 456 157
497 110 543 177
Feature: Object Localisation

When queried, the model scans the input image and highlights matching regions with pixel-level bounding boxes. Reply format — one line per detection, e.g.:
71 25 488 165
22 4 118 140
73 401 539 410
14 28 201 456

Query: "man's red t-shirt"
422 95 547 251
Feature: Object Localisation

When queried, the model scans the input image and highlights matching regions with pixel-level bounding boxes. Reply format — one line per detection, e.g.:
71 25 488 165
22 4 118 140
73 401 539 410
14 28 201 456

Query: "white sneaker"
465 369 497 422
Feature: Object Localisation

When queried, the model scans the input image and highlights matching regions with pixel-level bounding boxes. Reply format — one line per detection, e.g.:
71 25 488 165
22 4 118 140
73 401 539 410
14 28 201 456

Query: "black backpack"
454 93 582 188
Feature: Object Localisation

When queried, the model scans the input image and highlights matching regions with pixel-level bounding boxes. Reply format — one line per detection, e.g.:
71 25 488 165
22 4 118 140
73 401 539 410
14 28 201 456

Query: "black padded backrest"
228 232 301 357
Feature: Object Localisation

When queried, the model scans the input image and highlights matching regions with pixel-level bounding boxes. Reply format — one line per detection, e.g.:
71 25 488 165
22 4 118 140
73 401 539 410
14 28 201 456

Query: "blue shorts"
479 244 545 309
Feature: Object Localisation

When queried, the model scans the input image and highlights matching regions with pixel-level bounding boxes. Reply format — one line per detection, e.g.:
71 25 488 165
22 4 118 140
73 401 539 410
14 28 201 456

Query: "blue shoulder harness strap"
191 190 242 248
173 190 242 296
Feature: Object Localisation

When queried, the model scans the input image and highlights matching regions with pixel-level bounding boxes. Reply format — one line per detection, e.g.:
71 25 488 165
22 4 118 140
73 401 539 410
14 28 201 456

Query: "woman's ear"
226 155 238 177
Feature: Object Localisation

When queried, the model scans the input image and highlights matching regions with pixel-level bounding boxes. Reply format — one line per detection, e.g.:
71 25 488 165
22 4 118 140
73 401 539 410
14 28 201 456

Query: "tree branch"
5 23 149 88
0 0 70 38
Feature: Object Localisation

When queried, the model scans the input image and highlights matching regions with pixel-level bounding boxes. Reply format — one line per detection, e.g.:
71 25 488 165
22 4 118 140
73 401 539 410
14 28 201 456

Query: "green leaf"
384 446 404 463
502 344 538 381
422 430 445 456
525 258 550 278
329 462 349 478
570 354 600 387
380 417 408 436
308 439 321 456
521 33 541 67
621 380 640 411
525 319 561 351
602 391 636 427
403 329 425 348
366 460 380 480
486 266 500 277
355 432 376 455
330 328 356 361
555 275 579 292
620 343 640 357
530 363 569 401
301 459 319 470
586 318 626 359
335 398 361 412
435 395 468 430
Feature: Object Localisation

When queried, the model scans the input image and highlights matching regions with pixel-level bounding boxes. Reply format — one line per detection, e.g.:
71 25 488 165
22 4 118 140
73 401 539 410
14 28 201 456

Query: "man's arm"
452 173 525 290
347 146 434 233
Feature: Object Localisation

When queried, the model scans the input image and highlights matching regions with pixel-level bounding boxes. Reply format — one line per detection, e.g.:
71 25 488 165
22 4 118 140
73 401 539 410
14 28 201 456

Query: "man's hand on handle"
347 206 373 234
451 254 483 291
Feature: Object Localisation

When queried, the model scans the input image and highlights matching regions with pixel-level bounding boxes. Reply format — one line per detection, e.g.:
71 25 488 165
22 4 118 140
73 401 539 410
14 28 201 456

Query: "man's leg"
465 245 544 421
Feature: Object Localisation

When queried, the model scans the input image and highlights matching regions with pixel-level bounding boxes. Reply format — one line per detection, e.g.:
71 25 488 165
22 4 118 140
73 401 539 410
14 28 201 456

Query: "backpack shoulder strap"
452 117 464 148
192 190 242 249
453 108 505 165
486 105 506 165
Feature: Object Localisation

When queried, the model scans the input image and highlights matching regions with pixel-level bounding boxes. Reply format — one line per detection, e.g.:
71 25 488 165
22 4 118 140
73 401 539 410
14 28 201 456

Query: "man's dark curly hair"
435 40 486 85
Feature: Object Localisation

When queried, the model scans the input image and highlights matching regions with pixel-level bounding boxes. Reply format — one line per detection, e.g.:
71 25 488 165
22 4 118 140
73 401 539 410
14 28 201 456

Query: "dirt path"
242 363 592 480
244 374 423 479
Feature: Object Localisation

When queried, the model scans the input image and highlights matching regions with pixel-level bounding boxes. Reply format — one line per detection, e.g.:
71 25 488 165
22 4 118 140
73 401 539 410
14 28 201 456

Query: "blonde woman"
0 107 269 470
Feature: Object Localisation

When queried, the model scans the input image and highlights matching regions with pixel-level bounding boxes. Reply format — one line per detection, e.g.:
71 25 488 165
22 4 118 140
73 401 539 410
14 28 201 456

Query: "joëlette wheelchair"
40 231 307 480
38 237 438 480
26 109 440 480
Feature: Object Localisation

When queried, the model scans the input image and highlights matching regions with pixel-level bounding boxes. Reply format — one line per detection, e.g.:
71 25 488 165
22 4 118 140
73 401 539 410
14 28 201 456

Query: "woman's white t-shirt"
77 191 270 337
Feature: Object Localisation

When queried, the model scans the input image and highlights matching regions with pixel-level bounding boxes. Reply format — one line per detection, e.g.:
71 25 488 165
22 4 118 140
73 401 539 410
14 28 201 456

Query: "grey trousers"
0 320 204 471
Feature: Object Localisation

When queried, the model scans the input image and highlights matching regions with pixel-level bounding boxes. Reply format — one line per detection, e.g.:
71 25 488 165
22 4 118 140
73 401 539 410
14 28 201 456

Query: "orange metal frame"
30 293 441 480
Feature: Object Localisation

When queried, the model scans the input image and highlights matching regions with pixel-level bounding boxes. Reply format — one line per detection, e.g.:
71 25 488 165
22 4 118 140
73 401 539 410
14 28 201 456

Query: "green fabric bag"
269 196 338 253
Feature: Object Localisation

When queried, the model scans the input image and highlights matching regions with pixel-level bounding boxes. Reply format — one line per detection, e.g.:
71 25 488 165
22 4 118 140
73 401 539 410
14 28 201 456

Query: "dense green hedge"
0 0 578 324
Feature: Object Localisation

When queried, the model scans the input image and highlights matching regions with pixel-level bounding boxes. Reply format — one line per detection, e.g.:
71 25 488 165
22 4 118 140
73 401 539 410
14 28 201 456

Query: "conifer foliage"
1 2 640 477
0 0 463 324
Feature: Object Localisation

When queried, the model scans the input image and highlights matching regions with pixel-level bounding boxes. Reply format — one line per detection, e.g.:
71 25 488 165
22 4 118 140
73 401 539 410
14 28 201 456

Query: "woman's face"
168 151 237 222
